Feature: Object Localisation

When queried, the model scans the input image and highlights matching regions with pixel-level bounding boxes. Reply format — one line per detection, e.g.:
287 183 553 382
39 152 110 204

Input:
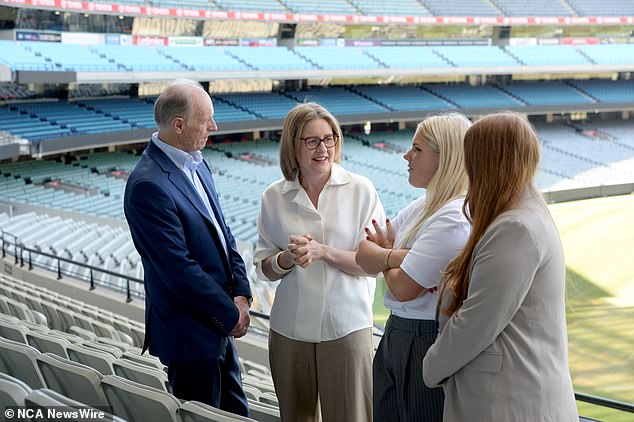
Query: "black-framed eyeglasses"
300 134 339 150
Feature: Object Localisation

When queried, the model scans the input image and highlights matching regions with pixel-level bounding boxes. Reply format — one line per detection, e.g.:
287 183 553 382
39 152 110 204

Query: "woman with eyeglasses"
355 113 472 422
254 102 385 421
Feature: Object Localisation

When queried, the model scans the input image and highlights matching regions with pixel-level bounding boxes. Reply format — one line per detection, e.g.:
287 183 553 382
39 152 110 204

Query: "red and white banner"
1 0 633 25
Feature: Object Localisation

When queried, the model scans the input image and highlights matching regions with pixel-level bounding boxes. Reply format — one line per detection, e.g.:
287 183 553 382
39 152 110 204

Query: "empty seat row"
0 336 278 421
0 274 143 347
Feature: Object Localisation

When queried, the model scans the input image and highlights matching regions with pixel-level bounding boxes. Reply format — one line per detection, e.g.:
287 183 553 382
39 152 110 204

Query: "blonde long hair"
400 113 471 248
442 112 541 316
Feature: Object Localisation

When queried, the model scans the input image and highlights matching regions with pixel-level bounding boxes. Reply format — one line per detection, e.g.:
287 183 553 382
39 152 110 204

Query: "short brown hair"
279 103 343 180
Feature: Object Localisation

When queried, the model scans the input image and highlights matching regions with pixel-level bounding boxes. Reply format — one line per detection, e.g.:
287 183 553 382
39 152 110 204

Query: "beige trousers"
268 327 373 422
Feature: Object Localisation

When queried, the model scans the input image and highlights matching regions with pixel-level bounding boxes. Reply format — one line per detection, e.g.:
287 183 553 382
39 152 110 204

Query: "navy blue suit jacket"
124 140 251 365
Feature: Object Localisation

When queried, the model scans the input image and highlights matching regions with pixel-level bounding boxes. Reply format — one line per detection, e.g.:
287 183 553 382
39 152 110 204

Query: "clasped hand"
229 296 250 338
287 233 322 268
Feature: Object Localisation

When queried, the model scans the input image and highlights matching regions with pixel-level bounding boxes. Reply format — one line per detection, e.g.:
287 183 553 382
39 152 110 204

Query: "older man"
124 79 252 415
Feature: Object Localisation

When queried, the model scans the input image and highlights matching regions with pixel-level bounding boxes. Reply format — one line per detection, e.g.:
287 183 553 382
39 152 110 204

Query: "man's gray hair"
154 79 205 130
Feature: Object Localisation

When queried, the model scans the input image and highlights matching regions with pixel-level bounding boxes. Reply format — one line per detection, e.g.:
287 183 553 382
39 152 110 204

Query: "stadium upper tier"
29 0 634 16
3 42 634 84
1 121 633 246
2 80 634 143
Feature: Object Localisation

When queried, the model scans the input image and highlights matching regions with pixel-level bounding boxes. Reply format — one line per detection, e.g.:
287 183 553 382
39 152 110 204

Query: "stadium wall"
543 182 634 203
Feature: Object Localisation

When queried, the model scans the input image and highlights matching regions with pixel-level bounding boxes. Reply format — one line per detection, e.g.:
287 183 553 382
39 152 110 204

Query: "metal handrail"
1 231 19 264
20 245 143 303
1 232 142 303
575 392 634 414
3 234 634 417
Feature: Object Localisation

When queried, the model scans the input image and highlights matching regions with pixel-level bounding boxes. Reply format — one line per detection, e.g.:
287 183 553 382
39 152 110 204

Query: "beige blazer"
423 189 578 421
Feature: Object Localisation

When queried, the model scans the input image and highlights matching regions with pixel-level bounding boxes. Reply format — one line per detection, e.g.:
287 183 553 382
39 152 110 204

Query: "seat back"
121 350 165 371
0 372 32 407
4 298 38 324
39 300 63 331
36 352 108 407
179 400 257 422
68 325 98 341
82 341 123 358
91 320 121 342
67 343 116 375
55 307 79 332
0 337 46 388
260 391 279 407
247 400 280 422
25 388 126 422
101 375 181 422
0 318 29 343
27 330 71 359
113 358 170 392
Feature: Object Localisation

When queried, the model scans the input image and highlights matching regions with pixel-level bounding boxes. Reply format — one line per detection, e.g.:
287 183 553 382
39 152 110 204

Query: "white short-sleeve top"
254 163 385 342
384 194 470 320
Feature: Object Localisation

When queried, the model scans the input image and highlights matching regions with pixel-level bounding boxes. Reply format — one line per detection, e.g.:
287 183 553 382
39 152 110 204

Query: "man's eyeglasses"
300 134 339 150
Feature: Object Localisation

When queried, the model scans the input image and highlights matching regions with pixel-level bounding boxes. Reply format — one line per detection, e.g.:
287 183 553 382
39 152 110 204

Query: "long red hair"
441 112 541 315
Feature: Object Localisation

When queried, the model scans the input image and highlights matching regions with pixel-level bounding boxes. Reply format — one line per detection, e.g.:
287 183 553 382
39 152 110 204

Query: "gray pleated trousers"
373 314 444 422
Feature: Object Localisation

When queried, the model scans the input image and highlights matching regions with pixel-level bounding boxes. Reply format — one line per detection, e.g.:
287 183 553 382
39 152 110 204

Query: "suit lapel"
147 142 232 272
197 160 234 276
197 161 230 241
147 141 215 224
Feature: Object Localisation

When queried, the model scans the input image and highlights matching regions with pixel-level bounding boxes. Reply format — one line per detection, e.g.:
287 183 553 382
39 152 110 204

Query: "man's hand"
229 296 251 338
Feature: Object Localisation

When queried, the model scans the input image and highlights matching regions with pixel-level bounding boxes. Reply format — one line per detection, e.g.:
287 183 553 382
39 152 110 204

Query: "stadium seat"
242 384 261 402
94 336 134 353
69 325 99 341
25 388 125 422
112 358 171 392
247 400 281 422
259 391 279 407
81 341 124 359
36 352 109 407
0 337 46 388
66 343 116 376
0 318 30 343
0 371 32 407
101 375 181 422
121 350 165 371
56 307 81 332
26 330 72 359
178 400 257 422
4 297 46 326
38 301 64 331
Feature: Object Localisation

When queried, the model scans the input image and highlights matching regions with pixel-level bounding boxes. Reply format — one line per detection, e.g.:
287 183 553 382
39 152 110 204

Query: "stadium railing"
575 393 634 415
4 228 634 420
1 232 142 304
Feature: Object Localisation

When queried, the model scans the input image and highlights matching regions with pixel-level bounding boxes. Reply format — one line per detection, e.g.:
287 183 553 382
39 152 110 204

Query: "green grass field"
373 193 634 421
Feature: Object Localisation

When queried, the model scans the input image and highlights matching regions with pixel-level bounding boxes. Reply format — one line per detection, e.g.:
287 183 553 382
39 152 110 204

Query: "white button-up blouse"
254 163 385 342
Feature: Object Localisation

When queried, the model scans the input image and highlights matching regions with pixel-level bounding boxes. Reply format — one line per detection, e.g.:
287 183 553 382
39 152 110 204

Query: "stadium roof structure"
1 0 634 25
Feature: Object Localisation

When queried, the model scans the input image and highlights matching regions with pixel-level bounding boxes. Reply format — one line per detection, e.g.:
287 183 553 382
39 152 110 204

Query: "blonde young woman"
356 113 472 422
423 113 578 421
254 102 385 422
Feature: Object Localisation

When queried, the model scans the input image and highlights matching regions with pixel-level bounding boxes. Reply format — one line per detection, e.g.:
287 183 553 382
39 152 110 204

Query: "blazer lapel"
197 160 229 240
197 160 234 274
147 141 215 224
